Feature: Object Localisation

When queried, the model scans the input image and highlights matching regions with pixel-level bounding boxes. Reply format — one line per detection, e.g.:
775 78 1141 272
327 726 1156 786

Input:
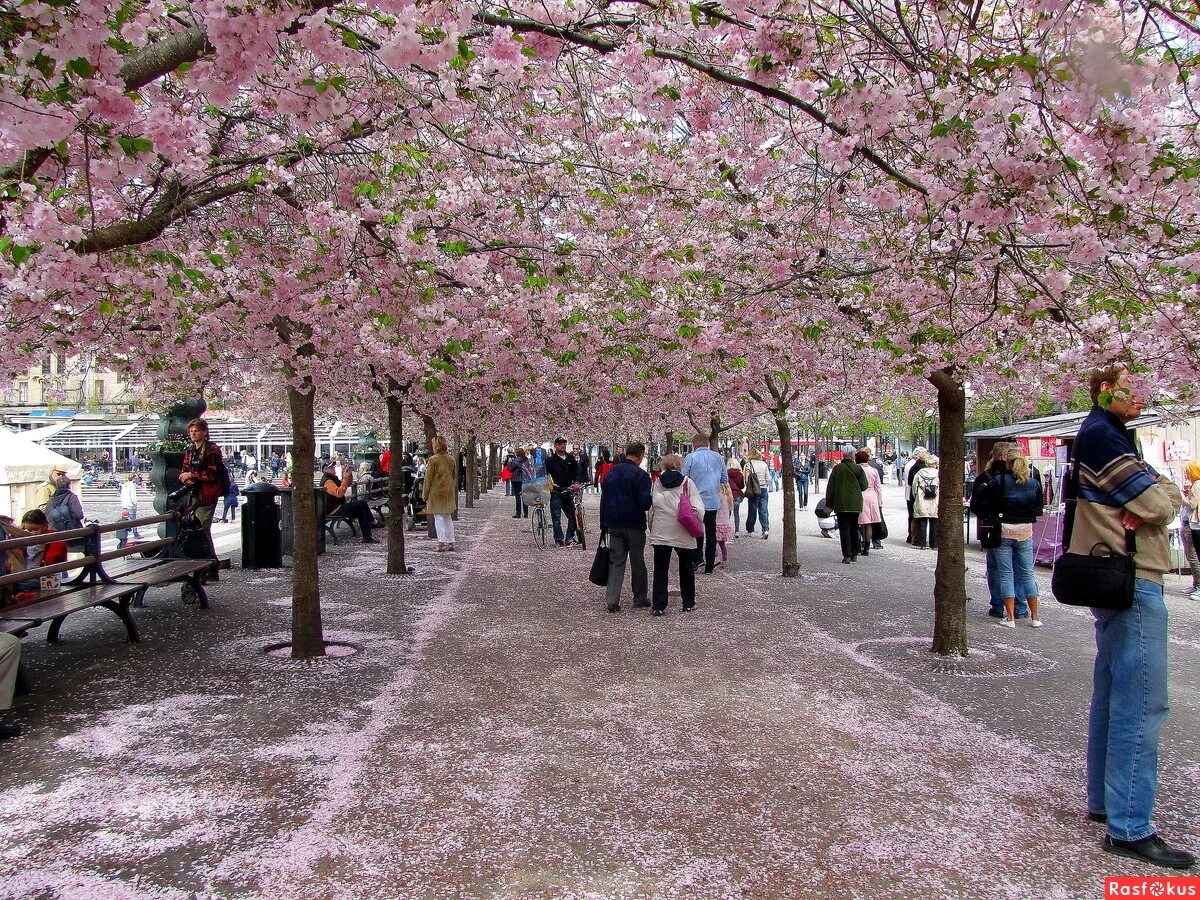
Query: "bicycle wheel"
532 507 547 549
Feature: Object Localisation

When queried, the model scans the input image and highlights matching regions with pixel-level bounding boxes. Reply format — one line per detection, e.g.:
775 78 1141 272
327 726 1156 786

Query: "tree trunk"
929 367 969 656
287 379 325 658
708 414 720 449
423 413 437 539
464 433 475 508
385 395 408 576
774 413 800 577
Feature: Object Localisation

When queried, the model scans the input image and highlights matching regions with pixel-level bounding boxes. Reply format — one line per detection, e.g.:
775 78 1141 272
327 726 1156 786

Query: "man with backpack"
179 417 226 575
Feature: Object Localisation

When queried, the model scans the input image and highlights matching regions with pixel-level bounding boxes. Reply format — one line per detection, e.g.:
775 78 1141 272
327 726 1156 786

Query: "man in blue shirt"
682 433 730 574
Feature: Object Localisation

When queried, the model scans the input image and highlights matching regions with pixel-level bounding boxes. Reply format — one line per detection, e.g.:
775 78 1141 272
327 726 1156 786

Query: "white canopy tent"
0 428 83 520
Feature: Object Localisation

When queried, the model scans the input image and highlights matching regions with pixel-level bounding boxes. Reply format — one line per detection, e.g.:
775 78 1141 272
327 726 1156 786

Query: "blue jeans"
745 489 769 533
986 547 1030 617
732 497 743 533
1087 579 1169 841
550 491 576 544
796 477 809 507
991 538 1034 615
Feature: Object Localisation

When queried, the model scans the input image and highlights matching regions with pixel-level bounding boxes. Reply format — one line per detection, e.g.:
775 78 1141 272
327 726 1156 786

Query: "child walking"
715 482 734 565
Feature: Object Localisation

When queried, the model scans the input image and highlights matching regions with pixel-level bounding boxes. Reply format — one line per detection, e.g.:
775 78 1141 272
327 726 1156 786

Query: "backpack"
922 480 938 500
46 491 81 532
745 464 761 495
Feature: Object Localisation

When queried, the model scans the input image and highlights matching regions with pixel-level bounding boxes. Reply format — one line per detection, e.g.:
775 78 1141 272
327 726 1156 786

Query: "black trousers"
836 512 861 559
692 509 719 572
340 499 374 538
914 518 939 548
653 545 696 611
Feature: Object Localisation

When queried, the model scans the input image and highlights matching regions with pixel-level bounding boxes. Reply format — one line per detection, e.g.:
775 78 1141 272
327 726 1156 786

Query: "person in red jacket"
179 418 224 574
380 448 391 474
726 456 746 537
12 508 67 592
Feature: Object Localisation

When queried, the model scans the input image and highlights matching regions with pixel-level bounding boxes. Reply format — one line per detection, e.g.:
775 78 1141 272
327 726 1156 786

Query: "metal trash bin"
818 460 829 479
241 482 282 568
277 487 327 557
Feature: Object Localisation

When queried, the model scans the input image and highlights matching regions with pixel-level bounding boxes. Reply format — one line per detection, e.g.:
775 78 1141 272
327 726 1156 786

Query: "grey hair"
661 453 684 471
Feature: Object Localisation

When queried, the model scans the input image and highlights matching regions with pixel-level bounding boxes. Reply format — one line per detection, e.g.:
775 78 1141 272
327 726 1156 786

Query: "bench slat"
0 584 138 622
118 559 210 587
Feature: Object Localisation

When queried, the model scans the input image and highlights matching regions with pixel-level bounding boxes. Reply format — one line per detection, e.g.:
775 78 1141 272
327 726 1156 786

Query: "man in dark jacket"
545 437 582 546
970 442 1029 620
599 442 653 613
825 444 868 563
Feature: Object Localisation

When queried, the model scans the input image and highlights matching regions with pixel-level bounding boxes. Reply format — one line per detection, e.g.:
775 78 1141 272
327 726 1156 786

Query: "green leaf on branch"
65 58 94 79
117 136 153 156
450 37 476 70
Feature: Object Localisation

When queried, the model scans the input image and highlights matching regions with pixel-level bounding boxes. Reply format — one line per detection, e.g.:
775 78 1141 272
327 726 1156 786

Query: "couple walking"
599 436 727 615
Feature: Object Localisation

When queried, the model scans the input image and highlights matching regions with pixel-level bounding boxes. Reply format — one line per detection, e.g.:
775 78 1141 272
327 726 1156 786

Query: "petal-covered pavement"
2 484 1198 898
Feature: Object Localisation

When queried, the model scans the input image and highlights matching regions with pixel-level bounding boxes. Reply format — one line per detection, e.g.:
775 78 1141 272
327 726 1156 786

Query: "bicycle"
563 485 587 551
529 498 549 549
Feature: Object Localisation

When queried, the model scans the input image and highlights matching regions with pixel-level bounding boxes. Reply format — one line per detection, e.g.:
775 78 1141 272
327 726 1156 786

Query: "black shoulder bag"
977 476 1004 550
1050 451 1135 611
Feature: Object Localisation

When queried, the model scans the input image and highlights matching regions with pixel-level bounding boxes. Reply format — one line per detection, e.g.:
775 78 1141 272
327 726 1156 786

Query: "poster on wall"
1056 444 1069 479
1039 437 1058 458
1015 436 1030 456
1165 438 1192 462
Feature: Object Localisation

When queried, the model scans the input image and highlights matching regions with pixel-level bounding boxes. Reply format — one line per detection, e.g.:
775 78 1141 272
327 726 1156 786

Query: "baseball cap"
554 437 567 445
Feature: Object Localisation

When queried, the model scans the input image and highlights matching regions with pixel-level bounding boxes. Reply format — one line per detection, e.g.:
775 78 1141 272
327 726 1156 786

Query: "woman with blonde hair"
981 447 1045 626
424 435 458 552
1183 460 1200 599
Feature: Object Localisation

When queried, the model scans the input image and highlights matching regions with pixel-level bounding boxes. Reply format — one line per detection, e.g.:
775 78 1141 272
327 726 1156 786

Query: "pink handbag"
677 481 706 538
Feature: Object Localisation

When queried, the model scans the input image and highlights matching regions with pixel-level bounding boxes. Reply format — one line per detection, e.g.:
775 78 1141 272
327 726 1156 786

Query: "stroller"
814 498 839 538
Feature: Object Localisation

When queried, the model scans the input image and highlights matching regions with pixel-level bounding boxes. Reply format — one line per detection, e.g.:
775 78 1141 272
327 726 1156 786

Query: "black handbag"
1051 451 1135 611
588 529 611 587
974 471 1003 549
876 512 888 540
978 519 1002 549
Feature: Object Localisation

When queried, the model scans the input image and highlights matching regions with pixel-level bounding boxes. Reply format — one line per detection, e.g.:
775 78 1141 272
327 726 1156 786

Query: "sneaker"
1029 618 1044 628
987 610 1004 619
997 618 1016 628
1190 590 1200 602
761 530 768 540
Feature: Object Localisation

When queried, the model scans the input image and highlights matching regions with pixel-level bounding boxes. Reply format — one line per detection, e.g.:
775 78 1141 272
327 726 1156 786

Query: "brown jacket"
423 453 457 515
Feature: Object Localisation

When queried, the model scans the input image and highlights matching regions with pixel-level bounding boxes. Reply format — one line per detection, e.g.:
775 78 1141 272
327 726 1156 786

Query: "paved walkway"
2 485 1199 898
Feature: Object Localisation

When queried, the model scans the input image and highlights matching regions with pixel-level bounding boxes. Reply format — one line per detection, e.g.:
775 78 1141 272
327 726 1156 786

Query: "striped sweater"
1069 405 1182 584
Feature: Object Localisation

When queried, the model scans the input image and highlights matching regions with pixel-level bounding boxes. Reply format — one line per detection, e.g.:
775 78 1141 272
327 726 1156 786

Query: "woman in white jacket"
911 455 940 550
647 454 698 616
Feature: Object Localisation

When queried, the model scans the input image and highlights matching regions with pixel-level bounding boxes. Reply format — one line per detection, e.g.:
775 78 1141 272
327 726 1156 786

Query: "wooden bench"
325 476 390 543
0 512 214 645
